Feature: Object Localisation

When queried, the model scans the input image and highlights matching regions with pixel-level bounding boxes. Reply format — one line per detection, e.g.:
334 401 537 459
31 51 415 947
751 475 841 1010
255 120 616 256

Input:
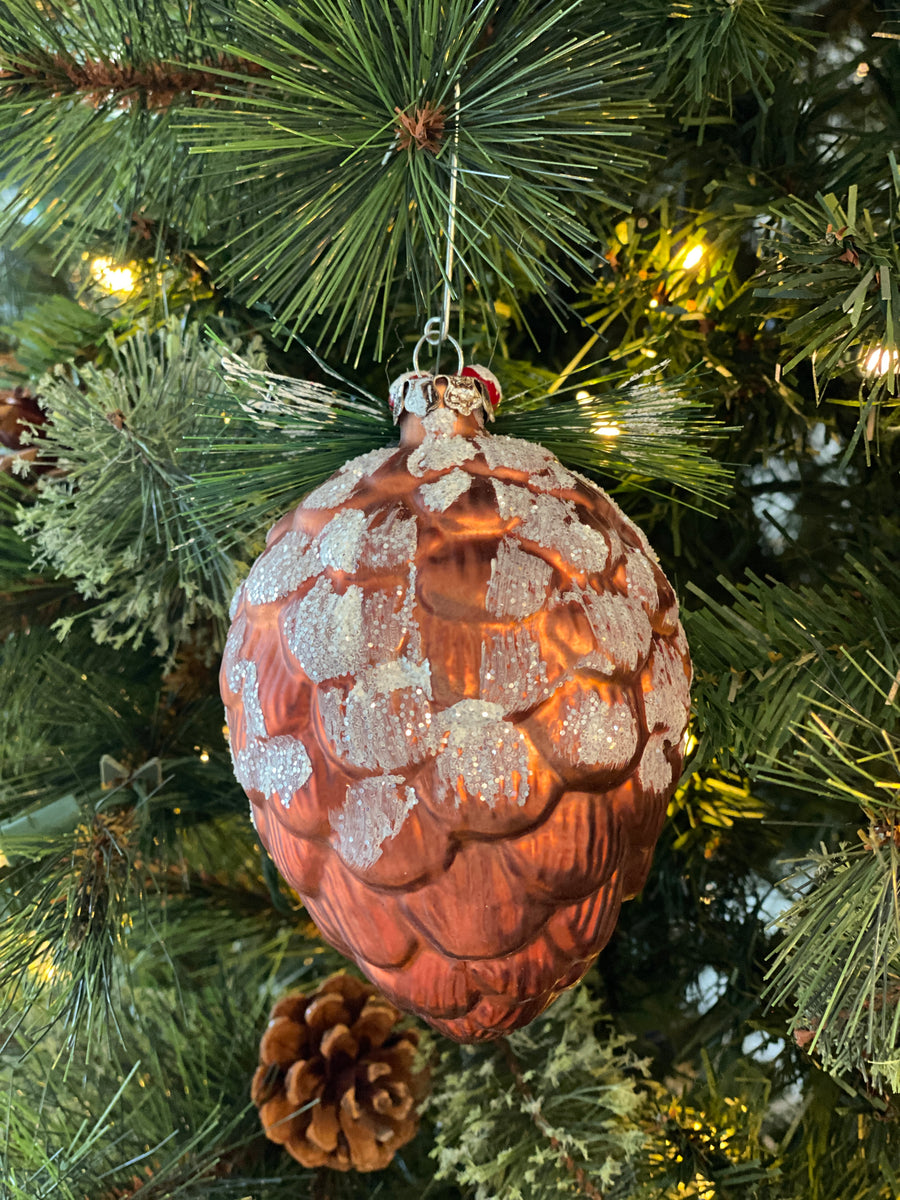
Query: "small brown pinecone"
0 385 46 473
251 972 429 1172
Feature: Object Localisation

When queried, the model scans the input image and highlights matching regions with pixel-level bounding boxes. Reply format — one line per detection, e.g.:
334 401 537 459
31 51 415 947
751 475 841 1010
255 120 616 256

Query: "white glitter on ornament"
421 408 457 437
643 639 691 736
408 434 478 477
577 586 653 673
576 650 617 678
317 507 369 573
319 658 434 770
281 577 366 682
395 562 422 663
360 513 417 571
516 493 609 573
231 657 267 741
637 732 674 795
476 434 578 491
225 643 314 806
235 733 313 808
624 550 661 614
432 699 531 809
223 613 248 694
229 581 245 620
570 473 662 568
302 446 397 510
330 776 418 869
491 478 535 522
604 523 625 567
557 692 638 772
419 469 472 512
245 530 315 605
479 624 551 713
248 510 368 606
485 538 554 619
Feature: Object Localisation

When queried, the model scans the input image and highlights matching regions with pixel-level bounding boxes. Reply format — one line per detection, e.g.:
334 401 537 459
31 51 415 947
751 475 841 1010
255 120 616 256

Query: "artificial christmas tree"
1 1 899 1197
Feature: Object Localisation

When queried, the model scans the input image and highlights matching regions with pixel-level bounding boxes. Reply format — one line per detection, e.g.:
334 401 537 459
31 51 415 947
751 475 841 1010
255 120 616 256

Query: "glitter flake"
319 658 434 770
479 625 552 713
643 639 691 736
419 469 472 512
331 776 418 868
577 586 653 674
433 699 531 809
408 435 478 477
302 446 398 510
558 692 638 772
282 577 366 682
235 733 313 808
245 530 315 606
485 539 554 619
476 433 578 491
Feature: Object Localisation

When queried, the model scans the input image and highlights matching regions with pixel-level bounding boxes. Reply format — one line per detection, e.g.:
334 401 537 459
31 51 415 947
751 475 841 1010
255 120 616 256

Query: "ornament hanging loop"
413 319 463 375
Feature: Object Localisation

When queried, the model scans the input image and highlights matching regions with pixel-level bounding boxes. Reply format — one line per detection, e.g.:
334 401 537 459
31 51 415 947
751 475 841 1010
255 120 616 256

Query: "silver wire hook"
413 326 463 375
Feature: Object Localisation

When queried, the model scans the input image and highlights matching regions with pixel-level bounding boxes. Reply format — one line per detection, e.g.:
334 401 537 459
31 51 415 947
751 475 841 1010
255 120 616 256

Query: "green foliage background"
1 0 899 1197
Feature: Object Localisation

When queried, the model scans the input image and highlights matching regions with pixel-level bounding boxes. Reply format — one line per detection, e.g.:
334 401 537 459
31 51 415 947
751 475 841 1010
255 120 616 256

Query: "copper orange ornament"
221 366 691 1042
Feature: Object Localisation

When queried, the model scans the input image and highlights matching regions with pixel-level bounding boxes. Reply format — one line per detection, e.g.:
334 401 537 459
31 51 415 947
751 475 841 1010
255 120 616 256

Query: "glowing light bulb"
593 420 620 437
91 256 136 294
575 389 592 404
648 297 659 308
682 243 705 270
863 345 898 376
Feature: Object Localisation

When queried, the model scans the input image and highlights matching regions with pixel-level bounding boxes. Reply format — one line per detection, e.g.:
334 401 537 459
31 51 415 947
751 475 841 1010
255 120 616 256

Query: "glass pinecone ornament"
222 365 691 1041
251 972 428 1172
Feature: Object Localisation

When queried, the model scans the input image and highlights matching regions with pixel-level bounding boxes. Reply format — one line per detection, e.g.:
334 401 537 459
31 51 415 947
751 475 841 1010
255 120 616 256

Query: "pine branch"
0 0 246 262
761 658 900 1094
16 319 265 660
625 0 813 138
186 352 395 550
755 163 900 443
431 986 649 1199
495 365 734 505
685 550 900 775
186 0 655 353
1 295 112 381
188 353 731 562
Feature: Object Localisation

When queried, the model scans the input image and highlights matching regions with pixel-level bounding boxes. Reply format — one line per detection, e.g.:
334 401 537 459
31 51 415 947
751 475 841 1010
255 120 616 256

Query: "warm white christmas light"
91 256 136 294
682 243 705 270
575 390 620 434
862 345 898 376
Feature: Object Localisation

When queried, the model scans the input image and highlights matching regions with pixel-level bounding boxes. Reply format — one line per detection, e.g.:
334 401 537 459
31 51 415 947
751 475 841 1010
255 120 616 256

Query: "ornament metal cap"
388 321 501 424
